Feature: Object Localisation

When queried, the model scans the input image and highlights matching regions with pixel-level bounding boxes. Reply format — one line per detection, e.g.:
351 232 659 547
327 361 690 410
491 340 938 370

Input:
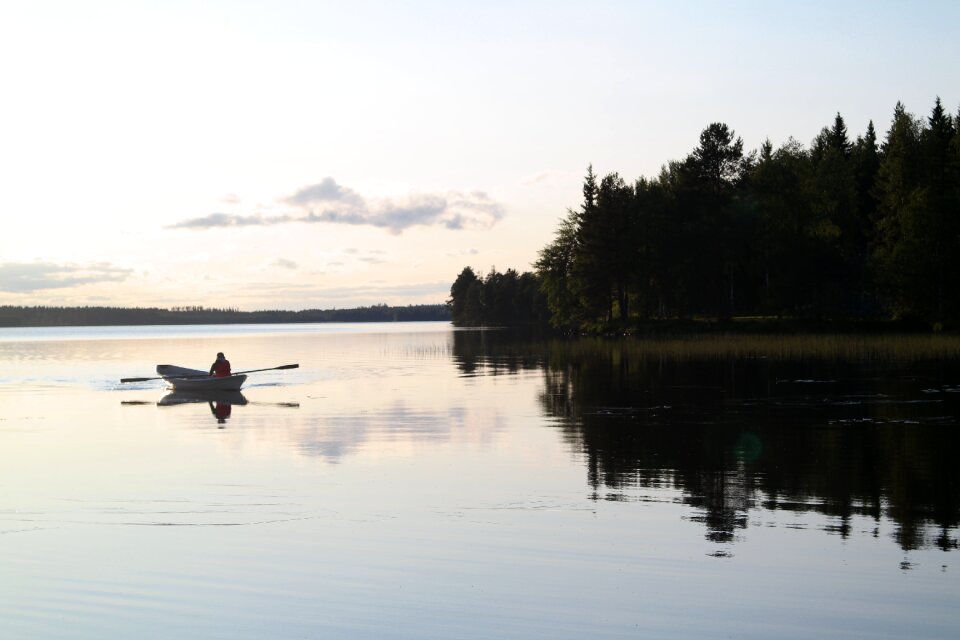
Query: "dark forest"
450 99 960 331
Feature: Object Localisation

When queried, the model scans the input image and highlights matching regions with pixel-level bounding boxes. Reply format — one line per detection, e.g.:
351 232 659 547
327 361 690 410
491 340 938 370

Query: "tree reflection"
454 330 960 551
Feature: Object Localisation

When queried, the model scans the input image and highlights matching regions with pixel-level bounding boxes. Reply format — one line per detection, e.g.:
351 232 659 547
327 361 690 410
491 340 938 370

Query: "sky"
1 0 958 311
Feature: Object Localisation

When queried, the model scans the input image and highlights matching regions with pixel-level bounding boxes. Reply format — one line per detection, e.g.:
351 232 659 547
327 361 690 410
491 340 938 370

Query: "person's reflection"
208 400 232 427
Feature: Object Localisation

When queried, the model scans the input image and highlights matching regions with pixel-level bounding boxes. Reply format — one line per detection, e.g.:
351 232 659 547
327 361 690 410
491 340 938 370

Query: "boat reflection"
159 390 248 426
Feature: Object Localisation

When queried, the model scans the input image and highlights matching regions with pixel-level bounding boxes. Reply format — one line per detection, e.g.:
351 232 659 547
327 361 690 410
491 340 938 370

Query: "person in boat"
209 352 232 378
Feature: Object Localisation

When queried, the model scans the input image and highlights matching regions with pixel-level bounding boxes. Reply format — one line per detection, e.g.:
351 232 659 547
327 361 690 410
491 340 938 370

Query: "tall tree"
535 209 582 329
680 123 751 318
851 120 882 316
874 102 926 320
920 97 959 322
853 121 881 231
573 172 637 323
631 176 671 318
808 114 858 316
449 266 481 325
750 138 822 315
830 112 853 157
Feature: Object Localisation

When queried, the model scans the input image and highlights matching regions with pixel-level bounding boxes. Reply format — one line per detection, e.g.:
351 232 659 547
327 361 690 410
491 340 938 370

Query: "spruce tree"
535 209 582 329
449 267 480 325
874 102 925 320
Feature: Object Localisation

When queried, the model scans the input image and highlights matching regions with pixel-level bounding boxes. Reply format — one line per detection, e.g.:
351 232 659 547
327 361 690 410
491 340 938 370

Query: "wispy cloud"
286 177 365 208
169 212 291 229
0 261 133 293
270 258 299 270
169 178 504 234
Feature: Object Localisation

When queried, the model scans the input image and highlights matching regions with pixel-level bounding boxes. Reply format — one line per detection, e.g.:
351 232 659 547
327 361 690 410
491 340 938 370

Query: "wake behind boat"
156 365 247 391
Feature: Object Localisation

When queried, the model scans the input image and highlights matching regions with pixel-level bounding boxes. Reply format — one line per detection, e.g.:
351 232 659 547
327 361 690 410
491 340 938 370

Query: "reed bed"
549 333 960 362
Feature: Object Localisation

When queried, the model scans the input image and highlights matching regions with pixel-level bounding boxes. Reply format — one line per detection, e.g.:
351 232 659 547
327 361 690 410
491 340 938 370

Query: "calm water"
1 322 959 638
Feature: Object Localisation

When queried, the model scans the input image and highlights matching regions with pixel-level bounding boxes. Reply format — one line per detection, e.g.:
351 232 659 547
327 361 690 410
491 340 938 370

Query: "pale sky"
1 0 958 310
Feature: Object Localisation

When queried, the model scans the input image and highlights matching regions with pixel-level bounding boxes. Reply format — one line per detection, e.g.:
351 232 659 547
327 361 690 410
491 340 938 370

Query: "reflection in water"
159 390 249 426
210 400 231 425
5 324 960 637
453 330 960 552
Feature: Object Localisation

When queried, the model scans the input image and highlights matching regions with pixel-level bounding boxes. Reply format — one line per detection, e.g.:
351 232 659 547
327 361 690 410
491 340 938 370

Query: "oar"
121 363 299 384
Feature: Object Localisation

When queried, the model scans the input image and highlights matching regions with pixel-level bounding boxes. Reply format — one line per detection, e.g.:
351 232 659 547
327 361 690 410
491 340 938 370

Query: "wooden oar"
120 363 299 384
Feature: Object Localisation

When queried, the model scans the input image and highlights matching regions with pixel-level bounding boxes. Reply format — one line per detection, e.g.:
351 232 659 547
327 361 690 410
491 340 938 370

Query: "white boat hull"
156 365 247 391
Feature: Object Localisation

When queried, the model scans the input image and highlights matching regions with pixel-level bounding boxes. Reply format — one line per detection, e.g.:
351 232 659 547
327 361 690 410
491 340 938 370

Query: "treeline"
0 303 450 327
450 98 960 331
448 267 549 327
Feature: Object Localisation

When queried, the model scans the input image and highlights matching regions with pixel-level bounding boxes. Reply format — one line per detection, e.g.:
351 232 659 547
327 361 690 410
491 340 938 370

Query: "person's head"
216 352 225 360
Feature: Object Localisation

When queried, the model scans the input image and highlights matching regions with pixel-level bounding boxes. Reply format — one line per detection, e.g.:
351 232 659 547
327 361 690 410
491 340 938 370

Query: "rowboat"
156 364 247 391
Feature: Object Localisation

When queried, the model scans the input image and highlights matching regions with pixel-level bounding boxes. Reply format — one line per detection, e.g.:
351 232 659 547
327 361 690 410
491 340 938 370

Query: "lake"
1 322 959 638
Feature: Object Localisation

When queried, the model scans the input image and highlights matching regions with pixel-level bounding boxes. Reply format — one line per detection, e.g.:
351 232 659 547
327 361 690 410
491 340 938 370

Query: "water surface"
2 323 959 638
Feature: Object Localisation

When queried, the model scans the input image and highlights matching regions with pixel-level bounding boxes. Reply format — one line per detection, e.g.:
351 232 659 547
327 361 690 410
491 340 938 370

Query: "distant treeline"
0 304 450 327
450 98 960 331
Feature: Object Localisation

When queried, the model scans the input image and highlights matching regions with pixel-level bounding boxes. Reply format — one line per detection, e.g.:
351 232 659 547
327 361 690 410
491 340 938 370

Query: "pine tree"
920 97 960 323
449 266 481 325
830 112 853 157
806 118 853 316
681 123 750 318
535 209 582 329
874 102 926 320
573 172 636 325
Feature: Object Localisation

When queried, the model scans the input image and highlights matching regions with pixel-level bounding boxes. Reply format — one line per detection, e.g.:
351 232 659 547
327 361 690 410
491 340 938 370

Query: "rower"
209 352 232 377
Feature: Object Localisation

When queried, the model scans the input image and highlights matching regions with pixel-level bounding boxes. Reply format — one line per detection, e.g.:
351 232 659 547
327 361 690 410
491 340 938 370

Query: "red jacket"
210 359 232 377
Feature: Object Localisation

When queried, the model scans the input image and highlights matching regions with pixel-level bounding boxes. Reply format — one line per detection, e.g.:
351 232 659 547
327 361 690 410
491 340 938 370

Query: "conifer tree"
535 210 582 329
920 97 960 322
572 172 636 324
681 123 750 318
874 102 926 320
830 112 853 157
449 266 481 325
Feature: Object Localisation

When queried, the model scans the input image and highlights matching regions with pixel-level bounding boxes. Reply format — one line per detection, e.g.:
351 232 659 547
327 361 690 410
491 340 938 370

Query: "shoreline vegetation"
0 303 449 328
450 98 960 334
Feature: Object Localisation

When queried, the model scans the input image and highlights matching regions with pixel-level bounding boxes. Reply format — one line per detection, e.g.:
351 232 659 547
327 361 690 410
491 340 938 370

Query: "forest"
450 98 960 331
0 303 449 327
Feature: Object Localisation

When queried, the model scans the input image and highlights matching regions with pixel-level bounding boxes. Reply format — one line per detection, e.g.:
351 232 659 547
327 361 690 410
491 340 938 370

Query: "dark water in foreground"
1 323 959 638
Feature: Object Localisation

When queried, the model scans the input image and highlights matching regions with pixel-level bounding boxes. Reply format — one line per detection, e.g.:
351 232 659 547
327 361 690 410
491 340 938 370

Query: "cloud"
0 261 133 293
445 248 480 257
169 177 504 234
168 212 290 229
270 258 299 270
286 177 364 207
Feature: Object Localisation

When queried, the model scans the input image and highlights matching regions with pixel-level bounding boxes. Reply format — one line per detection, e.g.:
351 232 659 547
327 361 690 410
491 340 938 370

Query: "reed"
548 334 960 362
